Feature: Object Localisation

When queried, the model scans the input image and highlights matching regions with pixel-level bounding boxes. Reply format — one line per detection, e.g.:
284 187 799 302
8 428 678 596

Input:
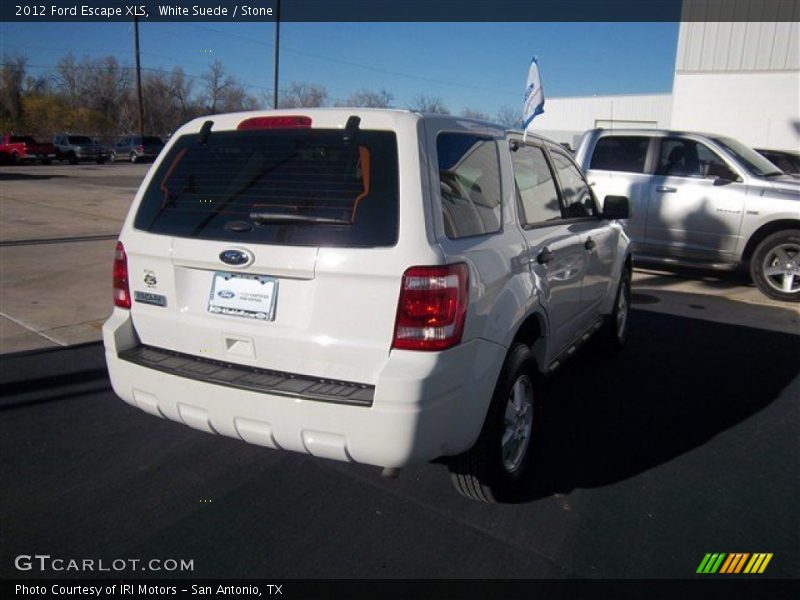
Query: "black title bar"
5 579 800 600
2 0 800 23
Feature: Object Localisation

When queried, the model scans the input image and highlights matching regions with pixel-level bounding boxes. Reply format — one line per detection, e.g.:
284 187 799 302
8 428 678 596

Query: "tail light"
135 144 144 152
113 241 131 309
392 264 468 351
237 116 312 130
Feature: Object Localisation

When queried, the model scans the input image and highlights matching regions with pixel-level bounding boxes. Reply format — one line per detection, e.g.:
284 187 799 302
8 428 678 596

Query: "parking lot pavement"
1 305 797 579
632 267 799 335
0 163 146 242
0 163 146 353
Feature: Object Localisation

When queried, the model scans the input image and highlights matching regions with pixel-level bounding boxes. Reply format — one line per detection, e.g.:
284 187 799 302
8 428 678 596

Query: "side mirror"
603 195 629 220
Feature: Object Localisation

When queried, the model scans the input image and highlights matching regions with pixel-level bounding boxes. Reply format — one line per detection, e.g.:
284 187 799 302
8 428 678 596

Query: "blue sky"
0 21 679 115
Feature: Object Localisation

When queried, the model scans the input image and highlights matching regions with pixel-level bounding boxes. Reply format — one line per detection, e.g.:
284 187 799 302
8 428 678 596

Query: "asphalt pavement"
1 305 797 579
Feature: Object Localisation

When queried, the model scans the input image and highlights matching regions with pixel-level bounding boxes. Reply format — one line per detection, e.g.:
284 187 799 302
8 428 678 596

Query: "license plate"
208 272 278 320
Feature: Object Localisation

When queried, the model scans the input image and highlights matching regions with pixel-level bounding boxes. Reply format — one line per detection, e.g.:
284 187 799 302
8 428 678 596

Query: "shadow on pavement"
635 263 753 291
0 173 67 181
517 309 799 502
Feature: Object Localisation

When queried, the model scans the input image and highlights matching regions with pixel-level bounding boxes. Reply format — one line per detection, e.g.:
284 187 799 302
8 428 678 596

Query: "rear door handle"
537 247 554 265
584 237 596 251
656 186 677 193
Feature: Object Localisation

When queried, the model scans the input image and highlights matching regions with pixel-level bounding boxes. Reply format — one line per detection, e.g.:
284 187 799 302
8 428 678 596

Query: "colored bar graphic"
758 554 773 573
696 554 712 573
731 552 750 573
719 554 735 573
698 552 772 574
744 554 761 573
710 553 726 573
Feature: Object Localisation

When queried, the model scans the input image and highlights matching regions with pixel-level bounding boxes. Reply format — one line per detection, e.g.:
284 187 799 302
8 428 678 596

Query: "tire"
109 151 117 162
602 262 632 349
41 158 51 165
749 229 800 302
10 152 20 165
130 152 138 164
448 343 541 503
68 153 78 165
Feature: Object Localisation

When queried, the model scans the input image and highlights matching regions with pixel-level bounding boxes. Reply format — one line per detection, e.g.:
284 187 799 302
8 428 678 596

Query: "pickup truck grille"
118 345 374 407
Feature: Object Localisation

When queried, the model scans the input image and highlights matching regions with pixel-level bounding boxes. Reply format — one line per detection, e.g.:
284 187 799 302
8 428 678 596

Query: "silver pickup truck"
576 129 800 302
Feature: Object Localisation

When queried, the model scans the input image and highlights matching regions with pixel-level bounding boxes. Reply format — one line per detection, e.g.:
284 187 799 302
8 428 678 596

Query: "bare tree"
460 108 490 120
409 94 450 115
52 54 88 108
495 104 521 129
279 82 328 108
0 55 27 130
86 56 130 133
169 67 194 120
218 84 259 113
341 88 394 108
201 60 236 114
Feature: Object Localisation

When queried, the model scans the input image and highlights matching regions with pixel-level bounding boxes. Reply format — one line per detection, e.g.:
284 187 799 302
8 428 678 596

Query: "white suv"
103 109 632 502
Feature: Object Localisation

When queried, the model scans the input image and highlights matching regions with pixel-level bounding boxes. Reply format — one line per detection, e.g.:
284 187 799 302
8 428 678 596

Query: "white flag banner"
523 56 545 135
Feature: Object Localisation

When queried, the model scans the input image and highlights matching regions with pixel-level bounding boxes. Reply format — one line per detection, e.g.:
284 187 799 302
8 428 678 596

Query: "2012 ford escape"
103 109 632 502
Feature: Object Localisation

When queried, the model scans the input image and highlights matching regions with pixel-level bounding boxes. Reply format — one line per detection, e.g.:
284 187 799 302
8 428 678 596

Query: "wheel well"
742 220 800 263
512 313 546 348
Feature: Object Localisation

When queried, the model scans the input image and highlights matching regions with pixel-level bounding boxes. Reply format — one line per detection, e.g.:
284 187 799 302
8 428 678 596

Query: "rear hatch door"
125 119 402 384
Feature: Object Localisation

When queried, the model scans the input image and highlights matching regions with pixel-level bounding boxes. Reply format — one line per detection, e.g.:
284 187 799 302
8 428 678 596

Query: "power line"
182 23 519 99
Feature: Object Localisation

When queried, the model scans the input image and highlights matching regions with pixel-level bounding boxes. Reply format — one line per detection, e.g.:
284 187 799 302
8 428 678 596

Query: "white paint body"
104 109 629 468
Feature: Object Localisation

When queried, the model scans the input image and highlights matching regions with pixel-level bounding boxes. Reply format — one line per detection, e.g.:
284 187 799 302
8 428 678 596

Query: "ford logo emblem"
219 249 251 266
217 290 236 299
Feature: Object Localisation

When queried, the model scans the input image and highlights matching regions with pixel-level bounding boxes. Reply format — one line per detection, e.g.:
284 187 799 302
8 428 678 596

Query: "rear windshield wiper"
763 171 785 177
249 212 351 226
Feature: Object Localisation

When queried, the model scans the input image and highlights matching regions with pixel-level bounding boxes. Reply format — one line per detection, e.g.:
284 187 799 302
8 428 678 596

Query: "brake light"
237 116 312 130
113 241 131 309
392 264 469 351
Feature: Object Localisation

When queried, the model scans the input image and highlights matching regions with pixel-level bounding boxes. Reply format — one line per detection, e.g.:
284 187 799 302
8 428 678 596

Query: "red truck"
0 134 56 165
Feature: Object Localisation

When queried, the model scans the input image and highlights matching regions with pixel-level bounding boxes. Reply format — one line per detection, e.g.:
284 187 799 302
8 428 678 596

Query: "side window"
550 150 599 218
657 138 736 179
510 144 562 226
437 133 502 239
589 136 650 173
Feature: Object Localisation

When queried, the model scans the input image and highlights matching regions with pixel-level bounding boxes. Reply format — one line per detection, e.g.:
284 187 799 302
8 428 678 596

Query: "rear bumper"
103 309 505 468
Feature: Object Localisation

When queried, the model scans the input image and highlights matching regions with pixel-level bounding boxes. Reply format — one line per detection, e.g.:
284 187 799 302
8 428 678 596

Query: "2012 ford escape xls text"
103 109 632 502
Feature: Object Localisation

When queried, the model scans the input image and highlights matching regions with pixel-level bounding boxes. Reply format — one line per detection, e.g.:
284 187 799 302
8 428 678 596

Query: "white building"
532 1 800 152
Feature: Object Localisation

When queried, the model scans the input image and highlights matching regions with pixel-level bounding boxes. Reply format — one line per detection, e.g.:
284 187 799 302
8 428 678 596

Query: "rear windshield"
134 128 399 247
68 136 93 144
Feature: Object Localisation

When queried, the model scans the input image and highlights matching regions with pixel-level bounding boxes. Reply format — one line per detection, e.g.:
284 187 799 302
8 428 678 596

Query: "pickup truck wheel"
10 152 20 165
130 152 138 163
750 230 800 302
41 158 51 165
448 343 540 503
68 153 78 165
602 265 631 349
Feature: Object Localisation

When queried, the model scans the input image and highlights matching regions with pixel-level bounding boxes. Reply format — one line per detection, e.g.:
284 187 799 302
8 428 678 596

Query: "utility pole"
134 16 145 137
272 0 281 109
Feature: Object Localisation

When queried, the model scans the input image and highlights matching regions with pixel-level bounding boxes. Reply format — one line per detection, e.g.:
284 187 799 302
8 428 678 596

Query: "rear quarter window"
589 136 650 173
437 133 502 239
134 128 399 248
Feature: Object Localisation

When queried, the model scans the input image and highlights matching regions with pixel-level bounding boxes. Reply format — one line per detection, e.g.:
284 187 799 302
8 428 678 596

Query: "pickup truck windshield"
134 128 399 247
68 136 93 144
712 136 783 177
